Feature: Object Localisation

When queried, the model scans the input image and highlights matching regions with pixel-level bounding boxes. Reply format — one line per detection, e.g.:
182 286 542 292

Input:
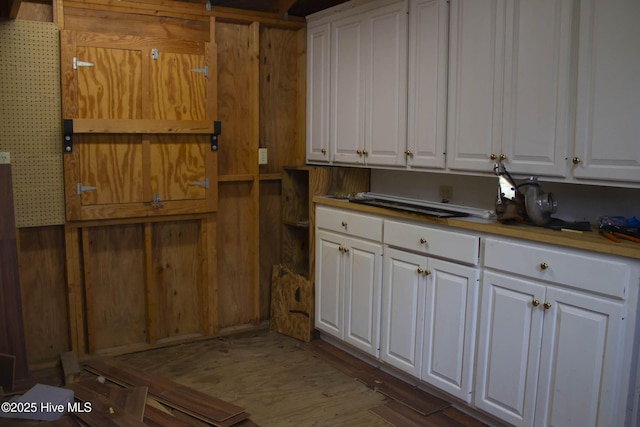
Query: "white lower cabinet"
380 230 479 403
315 228 383 357
315 208 640 426
476 237 630 427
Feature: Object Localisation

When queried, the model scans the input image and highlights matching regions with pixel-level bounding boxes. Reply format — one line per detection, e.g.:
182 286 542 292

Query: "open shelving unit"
281 165 370 281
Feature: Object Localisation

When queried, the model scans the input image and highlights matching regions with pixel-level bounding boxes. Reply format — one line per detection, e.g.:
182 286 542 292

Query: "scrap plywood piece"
71 378 148 422
83 358 249 427
270 265 313 342
0 20 64 227
61 351 81 385
65 382 147 426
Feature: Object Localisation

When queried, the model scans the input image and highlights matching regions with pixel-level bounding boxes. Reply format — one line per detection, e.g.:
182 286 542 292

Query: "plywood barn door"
61 31 217 221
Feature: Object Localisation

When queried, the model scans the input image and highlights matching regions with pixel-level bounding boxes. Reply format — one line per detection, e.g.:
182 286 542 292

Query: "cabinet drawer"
384 220 480 265
484 237 630 299
316 206 383 241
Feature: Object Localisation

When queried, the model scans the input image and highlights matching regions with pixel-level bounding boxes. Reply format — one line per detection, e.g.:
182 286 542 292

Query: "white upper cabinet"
306 0 408 167
332 0 408 166
572 0 640 183
447 0 574 176
306 21 331 163
406 0 449 169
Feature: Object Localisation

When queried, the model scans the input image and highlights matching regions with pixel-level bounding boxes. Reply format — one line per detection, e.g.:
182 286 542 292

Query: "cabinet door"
365 0 408 167
421 258 478 403
475 271 544 427
448 0 574 176
534 287 624 427
306 22 331 163
343 237 383 357
447 0 504 172
315 231 345 338
332 13 367 165
573 0 640 183
500 0 574 177
407 0 448 169
381 247 426 377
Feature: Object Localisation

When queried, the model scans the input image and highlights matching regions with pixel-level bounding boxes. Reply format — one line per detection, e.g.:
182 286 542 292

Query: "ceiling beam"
9 0 22 18
270 0 297 17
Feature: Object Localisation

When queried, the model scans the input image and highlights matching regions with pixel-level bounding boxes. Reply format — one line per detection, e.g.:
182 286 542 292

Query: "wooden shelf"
280 165 370 280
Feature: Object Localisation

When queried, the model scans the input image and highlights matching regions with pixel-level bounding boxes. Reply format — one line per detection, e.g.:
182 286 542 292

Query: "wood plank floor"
117 331 487 427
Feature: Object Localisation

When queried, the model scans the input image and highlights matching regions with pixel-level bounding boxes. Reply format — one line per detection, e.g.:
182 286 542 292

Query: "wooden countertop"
314 196 640 261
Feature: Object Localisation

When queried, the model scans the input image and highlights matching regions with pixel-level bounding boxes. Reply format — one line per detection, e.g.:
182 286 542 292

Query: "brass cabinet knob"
572 156 581 165
419 238 427 244
321 148 327 155
543 301 552 310
363 150 368 157
343 247 349 254
490 153 497 160
539 262 549 270
405 150 414 158
338 246 343 253
417 267 424 274
532 299 541 307
356 149 362 156
424 269 432 276
499 153 507 161
341 221 347 227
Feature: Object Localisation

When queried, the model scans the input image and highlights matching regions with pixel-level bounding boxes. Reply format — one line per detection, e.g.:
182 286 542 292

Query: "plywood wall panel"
259 180 282 321
216 23 254 176
217 182 257 329
85 225 148 351
151 220 202 341
17 226 70 368
63 8 210 41
259 26 303 173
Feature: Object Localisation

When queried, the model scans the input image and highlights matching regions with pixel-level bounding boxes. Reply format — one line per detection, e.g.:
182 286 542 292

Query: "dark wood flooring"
1 331 490 426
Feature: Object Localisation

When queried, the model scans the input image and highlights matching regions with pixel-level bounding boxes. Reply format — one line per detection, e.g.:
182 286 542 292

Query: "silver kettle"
518 177 557 226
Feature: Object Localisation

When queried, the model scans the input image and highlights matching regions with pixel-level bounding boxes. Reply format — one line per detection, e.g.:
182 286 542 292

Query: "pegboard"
0 21 65 228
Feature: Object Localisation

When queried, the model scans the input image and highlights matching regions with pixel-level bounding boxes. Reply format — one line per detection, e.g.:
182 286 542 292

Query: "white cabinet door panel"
315 231 345 338
475 271 545 427
407 0 448 169
344 237 383 357
332 15 366 164
501 0 573 177
421 258 478 403
573 0 640 182
307 22 331 163
535 287 624 427
447 0 503 172
366 1 408 166
381 247 426 377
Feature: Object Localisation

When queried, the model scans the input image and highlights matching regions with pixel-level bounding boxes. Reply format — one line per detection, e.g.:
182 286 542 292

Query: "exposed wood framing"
61 0 305 28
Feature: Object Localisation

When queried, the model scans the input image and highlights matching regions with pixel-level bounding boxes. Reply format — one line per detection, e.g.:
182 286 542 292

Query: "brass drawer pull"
539 262 549 270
